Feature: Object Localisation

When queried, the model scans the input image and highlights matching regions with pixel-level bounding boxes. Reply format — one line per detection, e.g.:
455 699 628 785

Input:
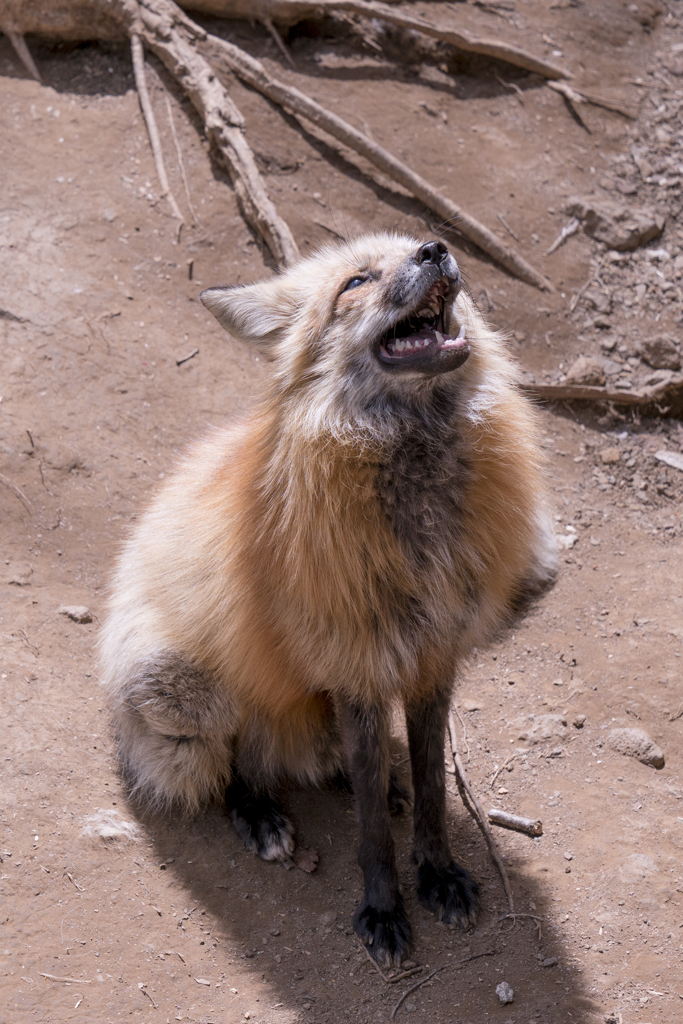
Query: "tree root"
203 30 553 289
0 0 558 283
3 27 42 81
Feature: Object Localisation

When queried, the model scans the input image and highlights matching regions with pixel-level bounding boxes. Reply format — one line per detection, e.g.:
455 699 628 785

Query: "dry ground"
1 2 682 1023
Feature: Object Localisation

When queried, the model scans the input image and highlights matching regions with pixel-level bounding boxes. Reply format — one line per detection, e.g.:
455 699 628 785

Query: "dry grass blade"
39 973 91 984
0 471 31 512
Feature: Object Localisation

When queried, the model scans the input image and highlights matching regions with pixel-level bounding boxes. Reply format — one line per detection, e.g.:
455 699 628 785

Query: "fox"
100 232 556 965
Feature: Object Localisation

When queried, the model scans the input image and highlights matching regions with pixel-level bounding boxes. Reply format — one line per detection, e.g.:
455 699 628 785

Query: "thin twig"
176 347 199 366
454 705 470 762
448 712 514 912
545 217 579 256
39 973 91 984
390 950 497 1019
490 752 517 789
0 472 31 512
547 79 635 119
669 702 683 723
263 17 295 67
164 94 199 225
4 29 42 81
494 71 524 103
547 80 591 132
130 33 184 226
139 985 158 1008
358 937 391 982
204 32 553 291
497 214 519 242
388 966 425 984
498 912 542 939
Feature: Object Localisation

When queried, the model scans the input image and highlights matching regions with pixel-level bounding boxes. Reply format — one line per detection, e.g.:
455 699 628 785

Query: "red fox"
100 233 556 964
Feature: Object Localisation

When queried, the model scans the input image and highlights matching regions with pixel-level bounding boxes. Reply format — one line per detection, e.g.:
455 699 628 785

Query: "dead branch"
3 28 42 81
488 808 543 837
0 472 31 512
130 2 300 266
203 32 553 290
263 16 295 67
522 375 683 416
130 33 184 226
447 712 514 912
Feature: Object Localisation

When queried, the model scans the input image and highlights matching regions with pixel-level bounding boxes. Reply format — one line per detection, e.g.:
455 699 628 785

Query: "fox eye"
341 275 368 293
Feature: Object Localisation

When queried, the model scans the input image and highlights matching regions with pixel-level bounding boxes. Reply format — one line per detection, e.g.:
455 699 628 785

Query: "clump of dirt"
1 3 682 1023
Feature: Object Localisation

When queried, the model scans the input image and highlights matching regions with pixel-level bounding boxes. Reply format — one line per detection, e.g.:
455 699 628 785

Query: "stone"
600 447 621 465
566 195 665 251
403 1002 417 1013
58 605 93 624
608 727 665 768
516 714 568 745
655 450 683 473
462 698 482 712
573 714 586 729
636 334 681 370
496 981 514 1004
541 957 559 967
565 356 606 386
584 288 612 315
631 145 654 180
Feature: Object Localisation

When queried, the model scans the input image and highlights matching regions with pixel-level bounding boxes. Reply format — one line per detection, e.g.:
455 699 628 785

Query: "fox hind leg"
225 773 295 862
113 654 234 813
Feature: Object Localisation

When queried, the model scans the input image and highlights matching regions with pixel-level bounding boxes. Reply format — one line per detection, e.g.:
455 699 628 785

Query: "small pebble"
564 851 573 861
496 981 514 1004
58 604 92 624
403 1002 417 1013
541 957 558 968
573 714 586 729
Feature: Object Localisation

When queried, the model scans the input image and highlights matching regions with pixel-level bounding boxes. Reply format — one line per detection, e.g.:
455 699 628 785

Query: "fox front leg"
338 699 412 966
405 686 479 927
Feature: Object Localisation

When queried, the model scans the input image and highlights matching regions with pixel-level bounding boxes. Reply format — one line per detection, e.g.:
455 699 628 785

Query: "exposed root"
164 94 200 225
204 31 553 289
131 33 184 226
0 471 31 512
3 28 42 81
263 16 295 68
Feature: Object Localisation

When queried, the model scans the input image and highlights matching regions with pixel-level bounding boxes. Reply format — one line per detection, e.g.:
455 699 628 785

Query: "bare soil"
1 3 682 1023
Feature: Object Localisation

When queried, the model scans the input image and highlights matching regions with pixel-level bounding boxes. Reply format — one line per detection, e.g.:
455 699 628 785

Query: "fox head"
201 233 500 435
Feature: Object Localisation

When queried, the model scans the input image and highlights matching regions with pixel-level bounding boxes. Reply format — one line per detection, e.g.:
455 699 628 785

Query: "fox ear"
200 278 292 351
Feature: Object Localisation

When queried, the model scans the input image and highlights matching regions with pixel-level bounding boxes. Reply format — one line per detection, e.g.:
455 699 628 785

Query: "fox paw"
416 860 479 927
353 896 413 966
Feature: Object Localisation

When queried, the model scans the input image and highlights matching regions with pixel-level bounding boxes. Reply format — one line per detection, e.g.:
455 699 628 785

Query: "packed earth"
1 1 683 1023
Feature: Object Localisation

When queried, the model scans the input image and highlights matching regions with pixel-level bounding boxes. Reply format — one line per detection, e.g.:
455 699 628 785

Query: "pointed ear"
200 278 293 351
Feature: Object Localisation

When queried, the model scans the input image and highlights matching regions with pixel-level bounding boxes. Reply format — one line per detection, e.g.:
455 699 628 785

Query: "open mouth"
376 278 470 374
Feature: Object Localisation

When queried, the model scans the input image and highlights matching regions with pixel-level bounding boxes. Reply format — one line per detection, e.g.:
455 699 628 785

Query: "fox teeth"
457 324 466 340
435 331 444 345
394 339 406 352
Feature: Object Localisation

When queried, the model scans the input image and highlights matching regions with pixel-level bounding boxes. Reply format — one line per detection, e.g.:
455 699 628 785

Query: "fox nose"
415 240 448 265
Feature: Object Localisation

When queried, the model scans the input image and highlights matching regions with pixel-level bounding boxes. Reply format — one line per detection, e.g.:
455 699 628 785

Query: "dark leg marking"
405 687 479 928
225 774 295 863
388 769 411 817
338 699 412 966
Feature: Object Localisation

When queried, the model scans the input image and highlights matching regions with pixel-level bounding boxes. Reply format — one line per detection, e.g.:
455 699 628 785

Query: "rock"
599 447 621 465
6 561 32 586
608 727 665 769
615 179 638 196
618 852 659 882
564 851 573 861
566 195 665 251
565 356 606 386
631 145 654 180
58 605 93 624
584 288 612 315
541 957 558 967
403 1002 417 1013
655 450 683 473
636 334 681 370
573 714 586 729
496 981 514 1004
461 698 482 712
556 533 577 551
517 714 568 745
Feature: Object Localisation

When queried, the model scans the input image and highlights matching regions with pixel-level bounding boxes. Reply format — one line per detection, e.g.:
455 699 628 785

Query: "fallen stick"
545 217 579 256
521 377 683 412
39 973 91 984
164 94 200 225
130 34 184 227
548 79 591 132
488 808 543 837
447 712 514 911
203 32 554 290
389 949 497 1020
3 28 42 81
176 347 199 366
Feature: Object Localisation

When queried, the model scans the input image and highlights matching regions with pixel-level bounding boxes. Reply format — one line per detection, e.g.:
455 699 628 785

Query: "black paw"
353 895 413 966
387 771 411 817
226 783 295 862
416 860 479 927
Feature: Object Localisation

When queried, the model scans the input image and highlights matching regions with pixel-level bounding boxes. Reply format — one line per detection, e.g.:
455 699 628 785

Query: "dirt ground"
1 2 683 1022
